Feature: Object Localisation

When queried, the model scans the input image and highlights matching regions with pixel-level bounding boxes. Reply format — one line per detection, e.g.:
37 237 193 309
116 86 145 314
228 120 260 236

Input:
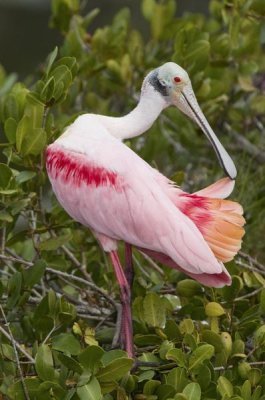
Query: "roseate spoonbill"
46 62 245 358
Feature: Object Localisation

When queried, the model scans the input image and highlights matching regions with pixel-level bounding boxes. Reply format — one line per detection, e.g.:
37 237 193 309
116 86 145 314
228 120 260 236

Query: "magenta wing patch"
46 146 123 189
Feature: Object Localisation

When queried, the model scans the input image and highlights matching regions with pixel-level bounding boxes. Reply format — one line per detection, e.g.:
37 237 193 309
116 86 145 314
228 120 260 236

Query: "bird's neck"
99 88 167 140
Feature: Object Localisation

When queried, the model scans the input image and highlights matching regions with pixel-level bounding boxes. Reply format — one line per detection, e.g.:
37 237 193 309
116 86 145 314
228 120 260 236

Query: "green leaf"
142 0 155 20
205 302 225 317
0 210 13 222
156 384 176 400
4 117 17 143
0 73 17 97
0 163 13 189
217 376 234 397
50 65 72 94
143 292 166 328
15 170 36 184
22 259 46 288
83 8 100 28
96 358 133 383
35 344 55 381
57 352 83 374
238 362 251 379
174 395 188 400
16 114 46 156
134 334 162 346
166 348 186 367
179 319 194 335
220 332 232 355
7 271 22 309
77 377 102 400
201 330 223 352
252 386 262 400
196 365 211 390
167 367 188 392
185 39 210 70
100 349 127 366
46 46 58 76
260 289 265 314
52 333 81 355
143 380 161 395
38 381 66 398
183 383 201 400
39 232 72 251
177 279 203 297
52 56 77 75
7 378 41 399
41 77 55 103
3 93 19 121
189 344 214 371
248 369 262 386
241 380 251 400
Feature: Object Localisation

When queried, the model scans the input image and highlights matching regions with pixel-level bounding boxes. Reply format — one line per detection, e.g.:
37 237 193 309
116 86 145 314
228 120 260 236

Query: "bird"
46 62 245 358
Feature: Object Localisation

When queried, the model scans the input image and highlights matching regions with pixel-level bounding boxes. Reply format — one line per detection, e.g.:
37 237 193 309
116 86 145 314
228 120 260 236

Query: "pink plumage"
46 62 245 358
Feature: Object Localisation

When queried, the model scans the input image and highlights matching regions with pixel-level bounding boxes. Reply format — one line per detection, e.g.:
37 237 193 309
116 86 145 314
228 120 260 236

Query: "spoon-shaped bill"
175 85 237 180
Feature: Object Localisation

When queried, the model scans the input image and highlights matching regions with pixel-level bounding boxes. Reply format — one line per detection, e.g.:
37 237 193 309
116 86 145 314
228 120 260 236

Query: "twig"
233 287 264 302
235 258 265 277
50 230 92 281
2 250 117 309
49 230 81 268
43 324 61 345
61 244 81 268
239 251 265 272
1 224 6 254
0 305 33 400
224 122 265 163
46 267 117 308
139 251 164 276
214 361 265 371
0 253 32 267
133 255 151 279
0 323 34 364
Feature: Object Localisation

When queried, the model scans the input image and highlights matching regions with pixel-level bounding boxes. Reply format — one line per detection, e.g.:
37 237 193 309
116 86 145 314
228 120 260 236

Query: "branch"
224 122 265 163
214 361 265 372
0 321 35 364
1 250 117 310
1 252 32 267
235 258 265 277
46 266 117 309
239 251 265 272
233 287 264 302
139 251 164 276
0 305 33 400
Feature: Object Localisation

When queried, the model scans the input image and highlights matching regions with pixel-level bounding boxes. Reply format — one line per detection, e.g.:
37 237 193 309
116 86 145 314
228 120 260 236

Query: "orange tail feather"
178 195 245 263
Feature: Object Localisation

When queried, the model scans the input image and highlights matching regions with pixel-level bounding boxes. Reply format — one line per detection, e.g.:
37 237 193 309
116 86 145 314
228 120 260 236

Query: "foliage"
0 0 265 399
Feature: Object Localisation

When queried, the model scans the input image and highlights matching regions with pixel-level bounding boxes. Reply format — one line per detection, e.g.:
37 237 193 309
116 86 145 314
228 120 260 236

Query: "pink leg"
109 251 134 358
125 243 134 288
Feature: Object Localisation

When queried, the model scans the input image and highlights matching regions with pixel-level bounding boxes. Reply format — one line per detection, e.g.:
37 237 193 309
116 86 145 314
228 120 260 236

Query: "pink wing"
47 124 223 278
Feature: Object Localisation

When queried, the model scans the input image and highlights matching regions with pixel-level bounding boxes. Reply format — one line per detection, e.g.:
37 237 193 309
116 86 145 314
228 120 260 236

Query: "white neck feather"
98 85 168 140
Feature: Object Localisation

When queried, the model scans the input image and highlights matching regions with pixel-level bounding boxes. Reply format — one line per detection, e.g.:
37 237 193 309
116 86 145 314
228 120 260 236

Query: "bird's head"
143 62 237 180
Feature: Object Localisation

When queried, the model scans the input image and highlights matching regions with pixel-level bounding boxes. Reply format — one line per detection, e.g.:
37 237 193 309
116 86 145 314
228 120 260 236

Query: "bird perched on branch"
46 62 245 358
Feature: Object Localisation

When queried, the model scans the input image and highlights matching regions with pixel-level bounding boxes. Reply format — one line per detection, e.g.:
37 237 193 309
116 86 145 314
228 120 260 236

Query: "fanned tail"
176 179 245 263
138 178 245 288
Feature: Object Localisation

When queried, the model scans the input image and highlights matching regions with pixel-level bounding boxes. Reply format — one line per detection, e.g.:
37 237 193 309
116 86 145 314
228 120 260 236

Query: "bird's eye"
174 76 181 83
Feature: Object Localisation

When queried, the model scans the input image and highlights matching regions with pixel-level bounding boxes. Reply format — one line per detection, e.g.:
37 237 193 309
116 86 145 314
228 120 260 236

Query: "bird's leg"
109 251 134 358
122 243 134 352
125 243 134 291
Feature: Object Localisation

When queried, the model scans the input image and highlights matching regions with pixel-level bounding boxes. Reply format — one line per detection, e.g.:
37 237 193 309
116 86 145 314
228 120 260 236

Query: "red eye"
174 76 181 83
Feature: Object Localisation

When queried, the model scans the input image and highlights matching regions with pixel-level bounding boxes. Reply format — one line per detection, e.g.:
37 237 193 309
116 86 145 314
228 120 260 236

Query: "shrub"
0 0 265 399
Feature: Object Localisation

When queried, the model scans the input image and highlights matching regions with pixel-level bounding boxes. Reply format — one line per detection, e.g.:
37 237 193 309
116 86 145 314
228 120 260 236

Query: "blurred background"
0 0 209 77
